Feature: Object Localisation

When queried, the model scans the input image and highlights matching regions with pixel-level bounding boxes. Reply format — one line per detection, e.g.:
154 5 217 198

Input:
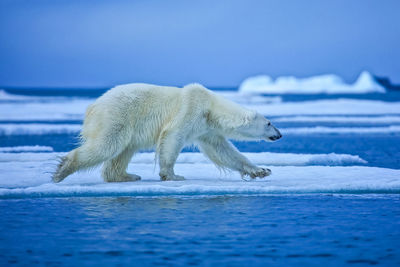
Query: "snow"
0 146 53 152
1 151 398 198
239 71 386 94
274 115 400 124
0 151 367 166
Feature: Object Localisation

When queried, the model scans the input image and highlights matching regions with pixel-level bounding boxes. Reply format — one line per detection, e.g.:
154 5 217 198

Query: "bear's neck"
210 95 255 132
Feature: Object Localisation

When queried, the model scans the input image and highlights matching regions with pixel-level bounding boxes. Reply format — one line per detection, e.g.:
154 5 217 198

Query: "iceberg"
239 71 386 94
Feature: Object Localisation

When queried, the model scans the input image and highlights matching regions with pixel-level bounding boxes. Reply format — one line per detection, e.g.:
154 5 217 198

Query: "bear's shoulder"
182 83 212 98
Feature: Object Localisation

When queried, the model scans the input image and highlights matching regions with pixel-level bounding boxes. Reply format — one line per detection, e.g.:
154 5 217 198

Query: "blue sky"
0 0 399 88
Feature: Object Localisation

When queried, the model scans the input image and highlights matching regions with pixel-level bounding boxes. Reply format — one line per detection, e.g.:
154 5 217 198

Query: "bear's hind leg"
53 141 122 183
102 146 141 182
53 149 79 183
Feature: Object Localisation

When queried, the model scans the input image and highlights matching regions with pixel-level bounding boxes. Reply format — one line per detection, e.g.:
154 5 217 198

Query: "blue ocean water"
1 195 399 266
1 89 400 265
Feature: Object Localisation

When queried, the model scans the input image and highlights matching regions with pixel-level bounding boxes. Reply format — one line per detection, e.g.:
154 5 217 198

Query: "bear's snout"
268 127 282 141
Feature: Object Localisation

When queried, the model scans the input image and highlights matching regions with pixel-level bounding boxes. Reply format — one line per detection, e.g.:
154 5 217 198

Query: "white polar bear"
53 83 282 183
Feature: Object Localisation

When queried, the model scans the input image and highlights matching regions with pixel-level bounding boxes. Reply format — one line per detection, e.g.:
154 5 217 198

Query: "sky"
0 0 399 88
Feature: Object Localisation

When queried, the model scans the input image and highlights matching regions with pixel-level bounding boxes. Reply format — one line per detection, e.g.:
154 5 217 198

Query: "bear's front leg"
241 166 271 179
198 135 272 179
157 131 186 181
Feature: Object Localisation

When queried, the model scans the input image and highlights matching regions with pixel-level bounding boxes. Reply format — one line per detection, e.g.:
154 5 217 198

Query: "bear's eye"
267 122 271 126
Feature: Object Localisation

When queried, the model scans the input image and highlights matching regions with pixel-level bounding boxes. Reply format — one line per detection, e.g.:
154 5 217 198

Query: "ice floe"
0 151 367 166
239 71 386 94
0 99 89 121
0 146 53 152
2 151 397 198
0 163 398 198
0 123 81 135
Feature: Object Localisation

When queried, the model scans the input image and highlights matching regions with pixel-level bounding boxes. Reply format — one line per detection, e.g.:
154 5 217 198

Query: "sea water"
0 89 399 265
1 195 399 266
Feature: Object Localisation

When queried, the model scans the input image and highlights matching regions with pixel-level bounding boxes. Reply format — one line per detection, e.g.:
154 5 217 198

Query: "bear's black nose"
269 135 282 141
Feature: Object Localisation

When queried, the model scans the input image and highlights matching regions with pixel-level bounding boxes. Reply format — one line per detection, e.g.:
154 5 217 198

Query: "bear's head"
235 113 282 142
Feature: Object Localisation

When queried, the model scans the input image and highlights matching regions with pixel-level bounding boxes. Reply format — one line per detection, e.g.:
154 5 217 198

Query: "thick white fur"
53 83 282 183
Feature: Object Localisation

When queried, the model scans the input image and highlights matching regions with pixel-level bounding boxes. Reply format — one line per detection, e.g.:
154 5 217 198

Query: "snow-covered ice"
0 151 367 166
0 99 89 121
2 151 399 198
239 71 386 94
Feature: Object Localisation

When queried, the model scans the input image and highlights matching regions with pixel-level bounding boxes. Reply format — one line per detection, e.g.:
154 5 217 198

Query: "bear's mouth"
268 134 282 141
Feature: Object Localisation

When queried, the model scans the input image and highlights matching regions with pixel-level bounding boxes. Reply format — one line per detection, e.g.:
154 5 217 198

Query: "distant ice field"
2 98 400 121
2 123 400 136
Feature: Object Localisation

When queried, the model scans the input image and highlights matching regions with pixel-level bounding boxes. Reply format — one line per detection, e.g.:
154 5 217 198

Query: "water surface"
1 195 399 266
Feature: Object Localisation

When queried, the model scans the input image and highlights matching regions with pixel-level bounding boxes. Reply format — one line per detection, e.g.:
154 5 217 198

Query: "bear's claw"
249 168 271 179
160 174 185 181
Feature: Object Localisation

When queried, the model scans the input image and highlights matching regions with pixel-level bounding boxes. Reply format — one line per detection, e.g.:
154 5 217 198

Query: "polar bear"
53 83 282 183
